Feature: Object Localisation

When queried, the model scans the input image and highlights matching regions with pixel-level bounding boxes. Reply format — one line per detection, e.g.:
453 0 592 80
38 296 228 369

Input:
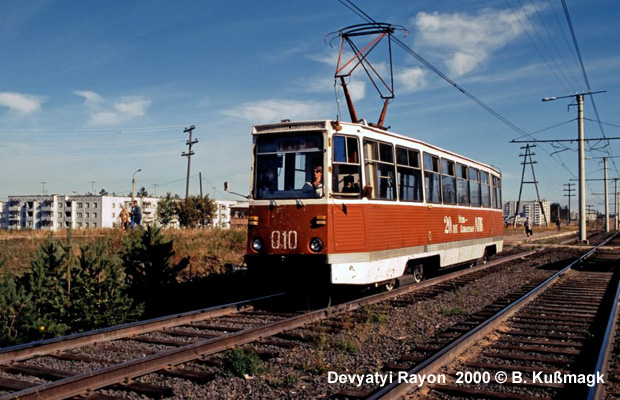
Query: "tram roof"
252 119 501 175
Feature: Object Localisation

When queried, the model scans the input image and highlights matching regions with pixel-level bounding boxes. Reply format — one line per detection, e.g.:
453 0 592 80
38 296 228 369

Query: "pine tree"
122 226 189 314
25 237 72 339
69 243 144 332
0 272 36 346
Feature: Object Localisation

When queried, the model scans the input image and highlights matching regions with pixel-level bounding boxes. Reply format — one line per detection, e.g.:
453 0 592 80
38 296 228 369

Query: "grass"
440 306 470 317
0 227 247 281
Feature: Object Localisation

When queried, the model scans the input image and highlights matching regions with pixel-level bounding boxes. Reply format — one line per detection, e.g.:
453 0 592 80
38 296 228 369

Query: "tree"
157 192 178 227
122 226 189 313
25 238 72 339
0 271 36 346
69 243 143 332
137 186 149 197
0 236 144 347
175 195 216 228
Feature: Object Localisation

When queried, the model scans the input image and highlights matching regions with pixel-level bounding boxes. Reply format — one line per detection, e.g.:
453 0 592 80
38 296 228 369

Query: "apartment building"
503 199 551 226
1 195 158 231
211 200 238 229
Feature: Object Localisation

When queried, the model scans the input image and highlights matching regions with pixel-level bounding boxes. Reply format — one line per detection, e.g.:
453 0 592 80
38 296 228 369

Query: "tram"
244 119 504 288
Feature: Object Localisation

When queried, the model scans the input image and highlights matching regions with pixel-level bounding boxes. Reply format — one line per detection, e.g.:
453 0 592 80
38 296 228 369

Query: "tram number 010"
271 230 298 250
455 371 491 384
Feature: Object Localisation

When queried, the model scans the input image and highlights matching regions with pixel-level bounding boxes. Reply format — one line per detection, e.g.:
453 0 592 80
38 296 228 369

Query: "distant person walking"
118 205 130 231
130 200 143 229
556 218 562 232
524 217 533 237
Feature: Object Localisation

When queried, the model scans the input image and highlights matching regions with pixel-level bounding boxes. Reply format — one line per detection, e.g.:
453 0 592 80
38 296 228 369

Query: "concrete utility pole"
616 178 619 231
542 91 606 243
182 125 197 199
132 169 141 200
603 157 609 232
577 94 587 242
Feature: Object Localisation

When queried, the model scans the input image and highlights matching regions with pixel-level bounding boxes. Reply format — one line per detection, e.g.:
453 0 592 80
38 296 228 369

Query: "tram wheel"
479 249 489 265
381 279 398 292
411 263 424 283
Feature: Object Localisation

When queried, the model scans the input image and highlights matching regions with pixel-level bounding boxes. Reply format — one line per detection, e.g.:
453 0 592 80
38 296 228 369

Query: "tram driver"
303 165 324 198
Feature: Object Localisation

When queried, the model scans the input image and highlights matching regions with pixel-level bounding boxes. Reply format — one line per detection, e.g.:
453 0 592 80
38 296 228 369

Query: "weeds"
222 347 262 378
440 306 469 317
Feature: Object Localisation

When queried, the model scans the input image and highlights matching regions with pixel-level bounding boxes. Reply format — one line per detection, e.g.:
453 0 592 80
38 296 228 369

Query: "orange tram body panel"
244 120 504 286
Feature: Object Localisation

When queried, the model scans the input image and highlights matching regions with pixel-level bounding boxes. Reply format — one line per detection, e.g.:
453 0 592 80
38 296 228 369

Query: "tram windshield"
254 134 324 199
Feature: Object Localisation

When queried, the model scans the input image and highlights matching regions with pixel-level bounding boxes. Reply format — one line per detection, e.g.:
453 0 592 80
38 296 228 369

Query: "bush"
223 347 262 377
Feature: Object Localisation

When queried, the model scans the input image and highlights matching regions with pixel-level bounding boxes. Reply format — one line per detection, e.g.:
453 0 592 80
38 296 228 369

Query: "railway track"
363 232 620 400
0 249 540 400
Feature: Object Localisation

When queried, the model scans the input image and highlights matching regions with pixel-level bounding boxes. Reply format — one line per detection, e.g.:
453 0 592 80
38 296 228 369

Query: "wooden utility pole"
182 125 197 199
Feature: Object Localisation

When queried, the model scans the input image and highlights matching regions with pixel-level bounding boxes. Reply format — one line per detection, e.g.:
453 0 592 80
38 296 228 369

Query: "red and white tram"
244 119 503 287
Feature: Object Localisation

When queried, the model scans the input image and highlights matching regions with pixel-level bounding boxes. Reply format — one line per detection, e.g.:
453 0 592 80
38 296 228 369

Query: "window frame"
423 152 442 204
363 139 397 201
396 146 423 202
332 134 363 198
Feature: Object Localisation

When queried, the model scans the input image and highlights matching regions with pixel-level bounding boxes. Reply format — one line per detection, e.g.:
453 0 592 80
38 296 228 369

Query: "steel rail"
586 270 620 400
368 232 618 399
1 250 537 400
0 293 284 364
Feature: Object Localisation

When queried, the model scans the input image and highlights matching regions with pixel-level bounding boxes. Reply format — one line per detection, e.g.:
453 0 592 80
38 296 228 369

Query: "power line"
337 0 579 181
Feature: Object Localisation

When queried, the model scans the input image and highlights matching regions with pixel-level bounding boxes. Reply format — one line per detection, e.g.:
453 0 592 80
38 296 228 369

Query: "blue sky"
1 0 620 212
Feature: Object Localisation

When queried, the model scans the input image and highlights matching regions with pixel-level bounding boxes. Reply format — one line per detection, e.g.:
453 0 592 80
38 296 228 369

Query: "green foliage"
137 187 149 197
26 237 72 338
69 243 143 332
156 193 216 228
156 192 178 227
440 306 469 317
122 226 189 312
174 195 216 228
336 339 359 355
0 273 36 345
0 236 143 347
223 347 262 377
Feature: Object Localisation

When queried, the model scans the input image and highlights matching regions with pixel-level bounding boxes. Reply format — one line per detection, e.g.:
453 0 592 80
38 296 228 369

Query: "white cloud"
0 92 44 114
73 90 103 104
74 91 151 126
413 6 533 77
220 99 331 124
396 67 428 92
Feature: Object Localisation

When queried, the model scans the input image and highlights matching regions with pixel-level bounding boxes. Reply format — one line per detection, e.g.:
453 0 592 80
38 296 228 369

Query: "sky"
2 0 620 212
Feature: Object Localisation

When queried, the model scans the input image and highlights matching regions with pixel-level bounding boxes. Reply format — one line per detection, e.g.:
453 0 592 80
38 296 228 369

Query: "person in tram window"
303 165 324 198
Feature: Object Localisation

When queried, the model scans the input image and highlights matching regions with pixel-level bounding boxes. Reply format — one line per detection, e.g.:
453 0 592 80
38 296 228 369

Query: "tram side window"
363 140 396 200
396 147 422 202
492 175 502 209
441 159 456 205
457 163 470 206
470 168 481 207
481 171 491 208
333 135 362 197
424 153 441 203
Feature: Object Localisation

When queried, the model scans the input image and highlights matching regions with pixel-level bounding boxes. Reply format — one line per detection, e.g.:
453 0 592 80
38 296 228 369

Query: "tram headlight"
309 237 323 252
251 237 264 252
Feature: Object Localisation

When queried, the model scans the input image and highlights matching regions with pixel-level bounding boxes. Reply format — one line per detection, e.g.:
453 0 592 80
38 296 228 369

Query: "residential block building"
503 199 551 226
0 195 158 231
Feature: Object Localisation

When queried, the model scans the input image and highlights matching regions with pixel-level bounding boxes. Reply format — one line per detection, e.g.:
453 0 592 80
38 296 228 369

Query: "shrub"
223 347 262 377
